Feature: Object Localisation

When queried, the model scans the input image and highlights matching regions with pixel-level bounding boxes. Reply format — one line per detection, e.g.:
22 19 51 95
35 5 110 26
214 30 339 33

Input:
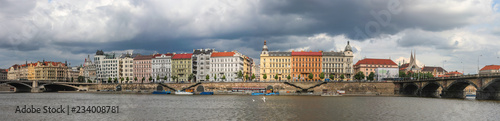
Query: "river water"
0 93 499 120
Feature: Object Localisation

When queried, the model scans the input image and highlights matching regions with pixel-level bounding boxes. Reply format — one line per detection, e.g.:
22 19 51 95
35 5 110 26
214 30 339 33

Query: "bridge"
394 73 500 100
0 80 96 92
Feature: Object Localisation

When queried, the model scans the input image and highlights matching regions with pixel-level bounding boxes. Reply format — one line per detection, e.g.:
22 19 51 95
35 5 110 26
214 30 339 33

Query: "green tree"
134 77 138 82
87 79 91 83
245 75 249 81
319 72 325 81
298 75 301 81
214 75 217 81
263 74 267 80
274 74 278 81
222 75 226 81
141 77 145 83
188 73 194 82
399 71 407 78
354 72 365 81
206 75 210 81
148 76 152 82
237 70 243 79
78 76 84 82
340 74 345 81
251 74 255 81
287 75 291 81
308 73 314 80
126 77 130 83
120 77 124 83
172 76 178 83
329 74 335 81
114 77 118 83
108 77 112 83
368 72 375 81
157 75 160 82
71 77 74 82
163 76 167 82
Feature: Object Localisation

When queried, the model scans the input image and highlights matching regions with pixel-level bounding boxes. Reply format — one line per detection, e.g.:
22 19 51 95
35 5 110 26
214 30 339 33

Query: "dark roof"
322 52 344 56
193 49 214 54
422 66 446 72
269 52 291 56
134 55 153 60
354 58 397 66
96 50 104 55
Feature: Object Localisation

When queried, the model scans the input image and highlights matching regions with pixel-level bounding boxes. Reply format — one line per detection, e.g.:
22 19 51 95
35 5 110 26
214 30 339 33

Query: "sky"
1 0 500 74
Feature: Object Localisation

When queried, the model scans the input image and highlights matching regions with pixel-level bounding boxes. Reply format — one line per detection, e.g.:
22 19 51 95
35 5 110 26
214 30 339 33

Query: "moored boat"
175 91 193 95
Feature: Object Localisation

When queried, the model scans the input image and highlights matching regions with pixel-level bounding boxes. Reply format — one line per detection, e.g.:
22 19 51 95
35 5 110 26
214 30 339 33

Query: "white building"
152 53 174 83
322 42 354 81
94 50 120 83
119 53 137 83
192 49 214 82
374 68 399 81
210 51 244 82
83 55 97 83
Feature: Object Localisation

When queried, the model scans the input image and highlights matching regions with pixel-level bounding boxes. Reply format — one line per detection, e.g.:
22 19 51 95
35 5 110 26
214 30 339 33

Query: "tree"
214 75 217 81
340 74 345 81
319 72 325 81
87 79 91 83
354 72 365 81
156 75 160 82
172 76 178 83
308 73 314 80
251 74 256 81
188 73 194 82
126 77 130 83
114 77 118 83
274 74 278 81
399 71 407 78
237 70 243 79
148 76 152 82
368 72 375 81
245 75 249 81
206 75 210 81
108 77 112 83
287 75 291 81
141 77 145 83
329 74 334 81
222 75 226 81
120 77 124 83
71 77 74 82
263 74 267 80
163 76 168 82
298 75 301 81
78 76 85 82
134 77 138 82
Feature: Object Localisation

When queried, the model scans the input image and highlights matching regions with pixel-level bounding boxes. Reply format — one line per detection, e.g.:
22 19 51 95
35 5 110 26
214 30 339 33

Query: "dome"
262 40 269 51
344 41 352 52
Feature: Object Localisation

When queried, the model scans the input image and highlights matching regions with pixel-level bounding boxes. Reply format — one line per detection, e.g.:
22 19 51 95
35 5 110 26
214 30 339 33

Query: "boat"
175 90 193 95
265 93 279 96
251 92 265 96
321 93 342 97
200 92 214 95
152 91 171 94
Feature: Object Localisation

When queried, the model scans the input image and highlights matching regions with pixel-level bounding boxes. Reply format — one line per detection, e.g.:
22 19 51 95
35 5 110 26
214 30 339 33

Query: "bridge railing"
392 73 500 82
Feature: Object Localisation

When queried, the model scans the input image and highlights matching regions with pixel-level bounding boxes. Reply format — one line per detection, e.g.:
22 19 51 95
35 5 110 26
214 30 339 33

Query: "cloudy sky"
1 0 500 74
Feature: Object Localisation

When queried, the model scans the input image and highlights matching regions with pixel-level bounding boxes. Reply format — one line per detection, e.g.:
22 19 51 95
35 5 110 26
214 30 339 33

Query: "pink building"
134 55 153 83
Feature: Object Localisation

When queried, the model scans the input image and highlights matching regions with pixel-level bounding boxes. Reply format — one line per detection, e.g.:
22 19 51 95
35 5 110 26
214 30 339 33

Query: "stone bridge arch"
40 83 79 92
442 79 478 99
3 82 32 92
196 85 205 92
402 83 419 96
420 82 444 97
477 78 500 100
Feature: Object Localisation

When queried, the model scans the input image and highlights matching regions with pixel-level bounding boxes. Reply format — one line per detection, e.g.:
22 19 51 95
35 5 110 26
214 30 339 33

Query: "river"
0 93 499 120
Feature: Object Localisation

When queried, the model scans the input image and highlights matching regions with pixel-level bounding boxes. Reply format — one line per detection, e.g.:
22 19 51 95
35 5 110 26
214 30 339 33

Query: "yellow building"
242 55 254 81
172 53 193 83
259 40 292 82
8 61 67 81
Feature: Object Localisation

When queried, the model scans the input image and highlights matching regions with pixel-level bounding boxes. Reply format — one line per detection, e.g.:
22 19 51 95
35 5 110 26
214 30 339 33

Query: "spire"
264 40 267 45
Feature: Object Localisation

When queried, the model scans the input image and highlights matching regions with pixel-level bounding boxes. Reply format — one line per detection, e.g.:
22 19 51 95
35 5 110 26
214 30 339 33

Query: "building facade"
94 50 119 83
172 53 193 83
192 49 214 82
354 58 398 80
83 55 97 83
119 53 137 83
252 64 260 81
242 55 254 81
260 51 291 82
0 69 7 80
421 66 447 77
292 51 323 82
479 65 500 75
322 42 354 81
399 51 422 73
210 51 244 82
7 61 67 81
133 55 153 83
152 53 173 83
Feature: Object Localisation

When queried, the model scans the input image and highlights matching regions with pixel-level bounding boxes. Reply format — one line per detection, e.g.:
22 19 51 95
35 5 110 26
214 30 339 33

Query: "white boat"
321 93 342 97
175 91 193 95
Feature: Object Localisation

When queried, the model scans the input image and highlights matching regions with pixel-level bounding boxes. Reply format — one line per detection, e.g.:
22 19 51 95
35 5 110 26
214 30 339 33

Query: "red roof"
446 71 463 75
211 52 235 57
153 53 174 58
480 65 500 71
354 58 397 66
172 53 193 59
291 52 322 56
